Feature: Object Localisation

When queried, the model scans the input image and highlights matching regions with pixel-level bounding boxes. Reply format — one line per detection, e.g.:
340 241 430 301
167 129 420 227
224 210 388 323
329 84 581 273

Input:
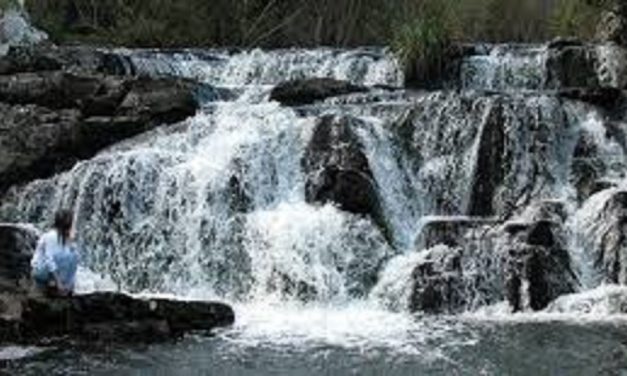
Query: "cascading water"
4 43 627 374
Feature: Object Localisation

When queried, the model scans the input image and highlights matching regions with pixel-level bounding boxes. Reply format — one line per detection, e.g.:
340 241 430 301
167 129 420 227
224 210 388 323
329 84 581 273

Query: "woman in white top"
31 210 79 296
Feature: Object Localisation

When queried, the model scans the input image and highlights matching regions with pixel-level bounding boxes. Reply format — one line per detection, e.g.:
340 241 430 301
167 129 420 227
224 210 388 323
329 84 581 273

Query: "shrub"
550 0 600 39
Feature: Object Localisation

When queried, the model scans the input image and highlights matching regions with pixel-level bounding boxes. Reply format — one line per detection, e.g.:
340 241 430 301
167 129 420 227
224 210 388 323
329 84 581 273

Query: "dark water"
4 313 627 376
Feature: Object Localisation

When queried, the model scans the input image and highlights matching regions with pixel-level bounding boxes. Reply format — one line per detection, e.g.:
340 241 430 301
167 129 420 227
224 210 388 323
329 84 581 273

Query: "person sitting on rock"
30 209 79 297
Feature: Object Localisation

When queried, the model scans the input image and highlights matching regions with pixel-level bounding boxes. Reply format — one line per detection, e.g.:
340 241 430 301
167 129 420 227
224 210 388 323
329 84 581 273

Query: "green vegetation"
24 0 602 48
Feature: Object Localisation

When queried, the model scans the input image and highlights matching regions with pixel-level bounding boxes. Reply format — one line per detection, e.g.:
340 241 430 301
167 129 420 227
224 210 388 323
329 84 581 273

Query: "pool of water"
3 304 627 376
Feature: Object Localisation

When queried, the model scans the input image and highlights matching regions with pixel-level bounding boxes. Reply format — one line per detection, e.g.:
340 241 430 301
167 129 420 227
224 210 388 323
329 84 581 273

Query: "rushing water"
3 45 627 374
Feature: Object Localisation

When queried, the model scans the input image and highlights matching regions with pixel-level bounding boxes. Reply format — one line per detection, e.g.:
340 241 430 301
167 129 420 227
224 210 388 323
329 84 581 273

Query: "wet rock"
468 101 506 216
409 246 467 314
0 104 82 192
115 77 197 125
0 8 47 56
0 45 105 75
0 74 198 193
0 224 37 292
6 292 235 343
597 9 627 46
270 78 368 106
266 270 318 302
546 285 627 314
582 190 627 285
558 87 623 108
416 216 498 250
547 45 598 89
499 206 577 312
303 115 382 220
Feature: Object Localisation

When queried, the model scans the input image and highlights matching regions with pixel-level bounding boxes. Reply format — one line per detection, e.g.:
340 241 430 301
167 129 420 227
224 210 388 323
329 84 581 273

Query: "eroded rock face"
270 78 368 106
499 203 577 312
0 51 200 193
579 190 627 285
303 115 382 219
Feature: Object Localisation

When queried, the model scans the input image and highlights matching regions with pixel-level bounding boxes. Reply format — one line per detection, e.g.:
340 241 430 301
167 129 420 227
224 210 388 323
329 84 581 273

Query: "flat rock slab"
2 292 234 344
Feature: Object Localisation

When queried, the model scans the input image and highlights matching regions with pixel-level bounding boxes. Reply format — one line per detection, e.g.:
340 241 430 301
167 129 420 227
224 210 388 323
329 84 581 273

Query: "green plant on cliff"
550 0 600 39
390 0 453 86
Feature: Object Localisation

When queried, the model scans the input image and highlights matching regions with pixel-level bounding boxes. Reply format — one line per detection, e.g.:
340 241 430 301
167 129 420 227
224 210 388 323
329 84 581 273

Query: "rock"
116 77 198 125
0 45 105 75
558 87 623 108
467 101 506 216
270 78 368 106
416 216 498 250
597 10 627 46
546 285 627 314
499 206 578 312
6 292 235 343
0 8 47 56
0 223 37 292
547 45 599 89
0 103 82 192
580 190 627 285
303 115 382 219
0 73 199 193
409 245 467 314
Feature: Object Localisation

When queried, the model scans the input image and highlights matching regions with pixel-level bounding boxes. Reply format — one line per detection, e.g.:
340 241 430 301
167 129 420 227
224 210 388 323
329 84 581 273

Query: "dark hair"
54 209 73 246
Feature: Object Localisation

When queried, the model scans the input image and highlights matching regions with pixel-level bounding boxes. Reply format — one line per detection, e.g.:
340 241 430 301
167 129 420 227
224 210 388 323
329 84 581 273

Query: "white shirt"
31 229 71 273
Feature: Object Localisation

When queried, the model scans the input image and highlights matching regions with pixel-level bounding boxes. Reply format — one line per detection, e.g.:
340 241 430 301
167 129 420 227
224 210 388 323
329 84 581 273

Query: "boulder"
270 78 368 106
597 9 627 46
416 216 498 250
0 223 37 292
499 207 578 312
409 245 467 314
3 292 234 343
580 190 627 285
0 8 47 56
546 285 627 314
546 45 599 89
303 115 382 219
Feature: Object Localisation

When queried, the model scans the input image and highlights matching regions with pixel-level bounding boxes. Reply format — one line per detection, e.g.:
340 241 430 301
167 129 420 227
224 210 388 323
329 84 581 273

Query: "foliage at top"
25 0 603 48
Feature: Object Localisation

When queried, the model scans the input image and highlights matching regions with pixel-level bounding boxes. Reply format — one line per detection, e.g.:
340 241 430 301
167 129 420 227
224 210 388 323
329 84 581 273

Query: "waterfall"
2 43 627 318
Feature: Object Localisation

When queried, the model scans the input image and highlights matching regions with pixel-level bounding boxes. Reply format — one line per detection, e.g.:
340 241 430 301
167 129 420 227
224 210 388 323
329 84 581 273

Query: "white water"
3 44 627 354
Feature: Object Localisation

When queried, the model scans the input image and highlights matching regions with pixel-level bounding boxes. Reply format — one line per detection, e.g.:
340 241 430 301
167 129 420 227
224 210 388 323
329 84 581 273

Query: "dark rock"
558 87 623 108
416 216 498 250
116 77 197 125
0 73 199 193
500 208 577 312
547 45 599 89
12 292 235 343
0 45 104 75
270 78 368 106
468 101 506 216
547 37 584 49
266 270 318 302
0 104 82 192
303 115 381 219
409 246 467 314
0 224 37 292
